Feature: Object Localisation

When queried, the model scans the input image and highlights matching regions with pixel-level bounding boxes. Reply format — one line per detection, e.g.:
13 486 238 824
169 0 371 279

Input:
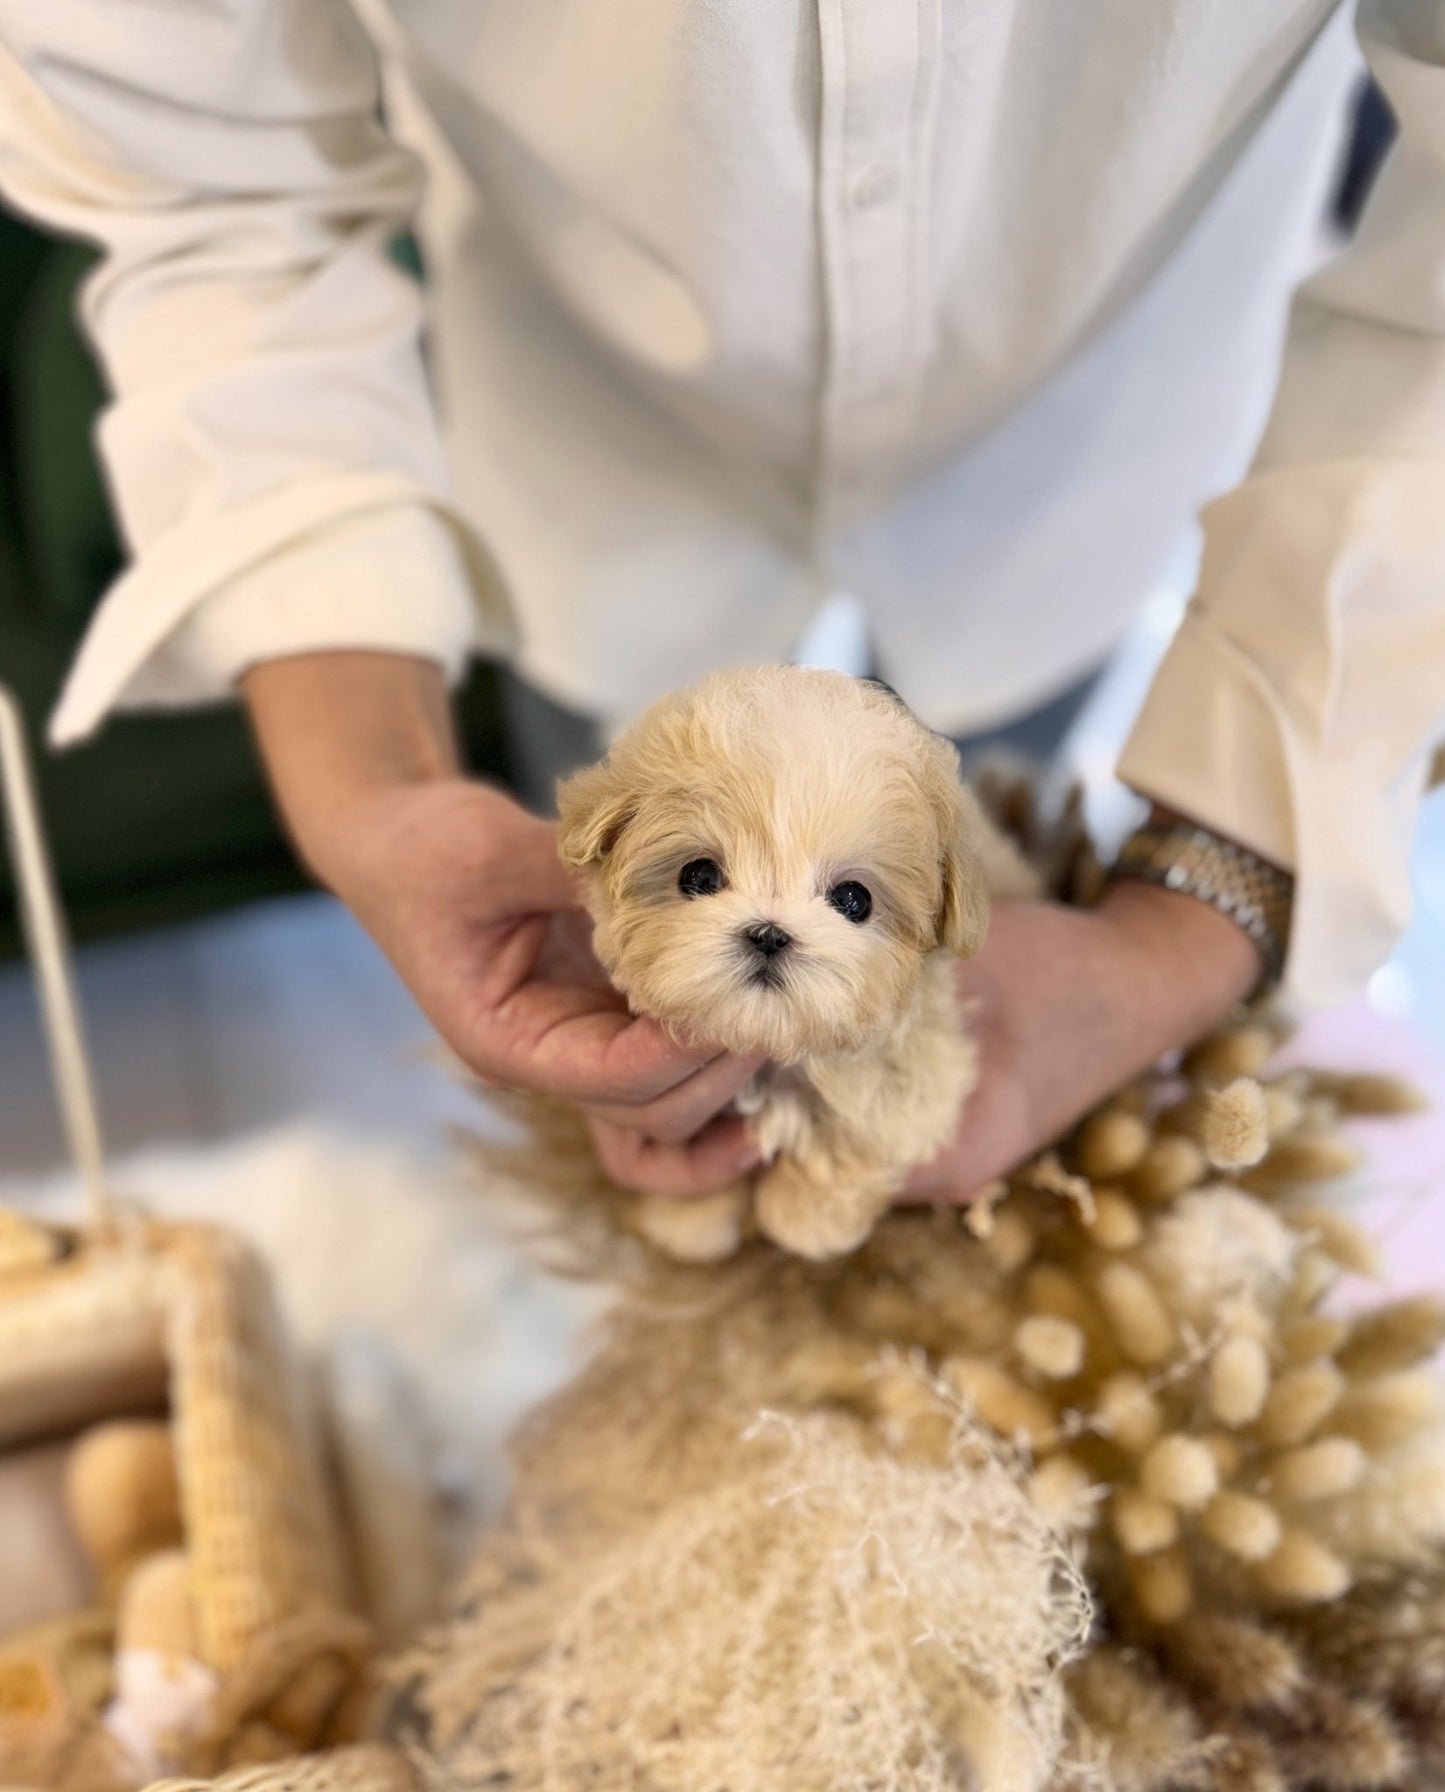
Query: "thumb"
492 817 590 915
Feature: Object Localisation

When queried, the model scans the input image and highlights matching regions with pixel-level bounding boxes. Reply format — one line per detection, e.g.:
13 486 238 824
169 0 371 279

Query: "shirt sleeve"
0 0 513 747
1118 0 1445 1008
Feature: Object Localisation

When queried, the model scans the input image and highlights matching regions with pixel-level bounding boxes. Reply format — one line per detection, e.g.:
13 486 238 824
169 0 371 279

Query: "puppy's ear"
923 740 990 957
556 756 638 869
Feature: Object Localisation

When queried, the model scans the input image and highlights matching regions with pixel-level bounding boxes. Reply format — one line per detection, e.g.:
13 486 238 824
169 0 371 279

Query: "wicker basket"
0 683 371 1789
146 1742 417 1791
0 1212 373 1789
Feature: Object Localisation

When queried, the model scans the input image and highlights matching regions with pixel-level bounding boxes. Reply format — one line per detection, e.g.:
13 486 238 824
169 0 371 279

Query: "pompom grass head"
557 667 992 1061
1203 1077 1269 1170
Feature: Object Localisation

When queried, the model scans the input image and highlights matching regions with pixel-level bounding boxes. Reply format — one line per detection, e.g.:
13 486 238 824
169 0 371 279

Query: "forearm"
242 652 462 886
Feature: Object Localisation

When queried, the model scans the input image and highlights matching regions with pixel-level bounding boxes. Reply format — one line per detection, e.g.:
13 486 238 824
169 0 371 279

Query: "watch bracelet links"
1110 822 1294 990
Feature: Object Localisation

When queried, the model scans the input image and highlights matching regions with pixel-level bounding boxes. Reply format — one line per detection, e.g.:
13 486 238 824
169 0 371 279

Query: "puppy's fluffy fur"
558 666 1037 1260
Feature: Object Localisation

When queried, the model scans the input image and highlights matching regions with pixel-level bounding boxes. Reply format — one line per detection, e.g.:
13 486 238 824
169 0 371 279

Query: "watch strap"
1111 821 1293 989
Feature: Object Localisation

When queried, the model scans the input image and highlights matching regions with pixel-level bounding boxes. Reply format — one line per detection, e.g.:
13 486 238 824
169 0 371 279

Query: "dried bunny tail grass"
1240 1133 1364 1198
1263 1436 1366 1503
971 763 1106 908
1196 1732 1290 1792
1283 1562 1445 1706
942 1355 1060 1446
1199 1491 1283 1563
1255 1361 1347 1448
1156 1092 1210 1144
1281 1206 1382 1279
1074 1108 1152 1181
1025 1262 1101 1330
1260 1685 1408 1790
982 1204 1040 1274
1182 1025 1276 1088
1093 1262 1177 1367
1095 1373 1164 1454
1255 1530 1353 1604
1307 1427 1445 1567
1016 1314 1088 1381
1029 1453 1102 1531
1113 1487 1180 1556
1129 1136 1208 1204
1279 1313 1350 1363
1208 1333 1271 1427
1138 1436 1219 1511
1022 1151 1099 1219
1161 1614 1304 1714
1310 1072 1431 1116
1055 1646 1208 1792
404 1410 1092 1792
965 1178 1011 1238
1262 1082 1306 1139
1203 1079 1269 1171
1336 1297 1445 1378
1128 1546 1195 1626
1332 1370 1443 1451
1088 1188 1144 1250
1282 1246 1339 1315
1199 1429 1244 1483
1058 1642 1296 1792
1137 1188 1298 1329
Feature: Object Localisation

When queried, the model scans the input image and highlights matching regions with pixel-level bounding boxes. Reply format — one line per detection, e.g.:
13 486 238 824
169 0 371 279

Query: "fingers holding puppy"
583 1049 766 1143
586 1111 764 1196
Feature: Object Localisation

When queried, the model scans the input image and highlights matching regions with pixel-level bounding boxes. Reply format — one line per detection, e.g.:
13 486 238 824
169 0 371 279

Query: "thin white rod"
0 681 113 1222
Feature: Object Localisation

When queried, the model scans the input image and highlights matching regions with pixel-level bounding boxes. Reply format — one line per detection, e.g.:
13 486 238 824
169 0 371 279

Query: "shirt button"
848 162 900 211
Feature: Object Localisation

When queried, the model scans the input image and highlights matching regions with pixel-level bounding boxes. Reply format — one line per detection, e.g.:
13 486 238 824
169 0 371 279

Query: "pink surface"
1276 1001 1445 1299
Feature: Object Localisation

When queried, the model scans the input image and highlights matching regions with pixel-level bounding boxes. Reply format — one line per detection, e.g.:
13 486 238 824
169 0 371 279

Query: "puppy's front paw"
754 1161 890 1261
631 1187 748 1263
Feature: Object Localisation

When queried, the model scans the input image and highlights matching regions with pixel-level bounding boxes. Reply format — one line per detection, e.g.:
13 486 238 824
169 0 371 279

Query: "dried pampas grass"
394 1271 1091 1792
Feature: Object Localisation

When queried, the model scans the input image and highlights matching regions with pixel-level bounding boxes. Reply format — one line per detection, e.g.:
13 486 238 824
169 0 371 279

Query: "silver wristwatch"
1110 820 1294 989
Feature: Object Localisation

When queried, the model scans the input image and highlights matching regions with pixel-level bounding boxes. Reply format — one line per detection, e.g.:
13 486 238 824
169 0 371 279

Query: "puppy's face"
557 668 989 1062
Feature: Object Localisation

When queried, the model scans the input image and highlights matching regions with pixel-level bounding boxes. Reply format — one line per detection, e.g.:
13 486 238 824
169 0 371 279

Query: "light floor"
0 888 475 1179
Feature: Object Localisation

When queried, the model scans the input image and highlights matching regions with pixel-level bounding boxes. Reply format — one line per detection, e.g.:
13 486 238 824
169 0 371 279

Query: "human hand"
906 880 1263 1202
242 654 763 1191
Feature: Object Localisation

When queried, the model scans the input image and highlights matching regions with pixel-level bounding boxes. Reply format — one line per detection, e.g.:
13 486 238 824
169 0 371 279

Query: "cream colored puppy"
558 666 1037 1261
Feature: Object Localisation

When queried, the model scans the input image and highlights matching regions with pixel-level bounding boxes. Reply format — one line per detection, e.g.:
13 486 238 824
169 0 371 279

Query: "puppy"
557 666 1037 1261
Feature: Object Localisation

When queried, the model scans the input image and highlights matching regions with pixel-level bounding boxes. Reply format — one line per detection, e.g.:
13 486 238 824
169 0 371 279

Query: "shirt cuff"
1117 589 1421 1012
1117 606 1299 875
49 477 515 746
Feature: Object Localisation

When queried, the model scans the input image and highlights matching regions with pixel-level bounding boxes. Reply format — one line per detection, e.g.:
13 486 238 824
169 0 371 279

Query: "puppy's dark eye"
827 880 872 923
678 857 725 897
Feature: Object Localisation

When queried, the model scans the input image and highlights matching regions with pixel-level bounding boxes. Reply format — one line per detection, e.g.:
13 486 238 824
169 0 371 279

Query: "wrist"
1094 878 1262 1042
1113 805 1293 995
242 651 464 885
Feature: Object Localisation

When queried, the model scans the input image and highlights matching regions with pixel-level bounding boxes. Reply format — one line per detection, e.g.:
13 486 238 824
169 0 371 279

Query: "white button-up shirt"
2 0 1443 1005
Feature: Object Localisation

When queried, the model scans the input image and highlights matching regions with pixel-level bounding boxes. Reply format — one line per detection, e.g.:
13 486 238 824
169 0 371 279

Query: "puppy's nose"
743 922 792 958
